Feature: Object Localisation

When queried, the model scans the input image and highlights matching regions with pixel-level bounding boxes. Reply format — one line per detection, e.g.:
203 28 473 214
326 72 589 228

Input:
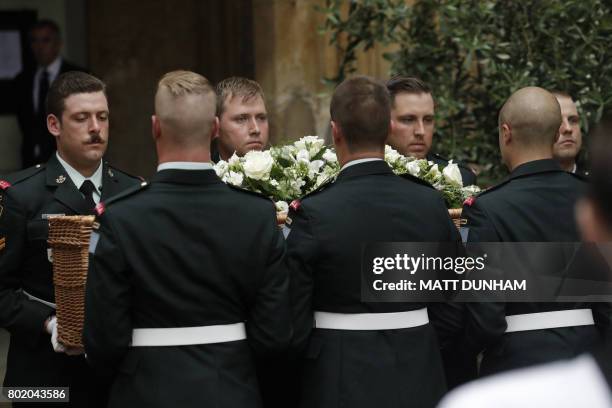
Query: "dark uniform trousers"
82 169 291 408
461 159 610 376
286 160 463 408
0 154 141 407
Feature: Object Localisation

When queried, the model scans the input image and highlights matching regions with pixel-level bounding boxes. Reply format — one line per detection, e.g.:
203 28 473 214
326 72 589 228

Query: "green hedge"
319 0 612 183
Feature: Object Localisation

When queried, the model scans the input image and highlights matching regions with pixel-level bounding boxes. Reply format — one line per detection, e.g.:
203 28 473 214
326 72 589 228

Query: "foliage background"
319 0 612 183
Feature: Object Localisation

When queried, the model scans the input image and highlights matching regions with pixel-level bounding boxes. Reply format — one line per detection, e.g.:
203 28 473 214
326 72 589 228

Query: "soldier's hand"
45 315 85 355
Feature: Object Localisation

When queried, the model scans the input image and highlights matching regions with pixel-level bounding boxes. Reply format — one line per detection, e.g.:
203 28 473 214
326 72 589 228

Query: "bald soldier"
83 70 290 407
460 87 606 376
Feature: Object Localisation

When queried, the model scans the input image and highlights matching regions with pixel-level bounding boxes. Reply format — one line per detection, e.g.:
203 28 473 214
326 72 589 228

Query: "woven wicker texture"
448 208 464 229
48 215 95 348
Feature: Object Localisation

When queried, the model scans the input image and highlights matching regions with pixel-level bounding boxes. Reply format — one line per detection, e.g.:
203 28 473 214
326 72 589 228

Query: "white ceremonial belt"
505 309 594 333
131 322 246 347
314 308 429 330
22 290 56 309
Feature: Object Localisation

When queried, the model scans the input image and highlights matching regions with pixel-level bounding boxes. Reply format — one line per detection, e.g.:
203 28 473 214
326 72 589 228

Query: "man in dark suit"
83 70 290 408
385 76 477 186
0 71 141 407
461 87 607 376
286 76 462 408
11 19 85 169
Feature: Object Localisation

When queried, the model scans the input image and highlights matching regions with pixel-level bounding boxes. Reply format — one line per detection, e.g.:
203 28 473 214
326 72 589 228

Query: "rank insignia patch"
0 237 5 251
290 199 301 212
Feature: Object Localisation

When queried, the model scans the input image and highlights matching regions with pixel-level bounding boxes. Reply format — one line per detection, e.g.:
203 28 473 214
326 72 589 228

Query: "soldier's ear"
500 123 512 146
212 116 220 141
211 117 219 141
151 115 161 141
331 121 341 145
47 114 61 137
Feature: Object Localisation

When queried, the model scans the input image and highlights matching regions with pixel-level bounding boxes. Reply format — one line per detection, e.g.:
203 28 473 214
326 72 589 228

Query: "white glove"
45 316 66 353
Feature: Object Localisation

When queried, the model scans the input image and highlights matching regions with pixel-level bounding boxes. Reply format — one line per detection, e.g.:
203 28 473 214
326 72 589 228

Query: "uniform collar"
335 159 392 182
152 168 220 185
157 161 214 171
508 159 564 180
56 152 103 194
340 157 384 172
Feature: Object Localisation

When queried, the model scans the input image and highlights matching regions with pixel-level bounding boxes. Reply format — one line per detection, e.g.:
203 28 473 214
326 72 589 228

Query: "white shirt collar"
33 56 63 112
571 163 577 173
157 162 214 171
340 158 384 172
56 152 103 195
40 56 63 81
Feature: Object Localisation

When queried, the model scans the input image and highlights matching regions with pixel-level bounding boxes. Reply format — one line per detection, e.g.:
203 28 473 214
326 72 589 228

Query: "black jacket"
462 158 609 375
83 169 291 408
0 154 140 407
286 160 461 408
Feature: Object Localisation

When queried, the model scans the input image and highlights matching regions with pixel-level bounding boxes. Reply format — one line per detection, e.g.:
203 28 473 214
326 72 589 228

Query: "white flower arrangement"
214 137 480 211
214 136 340 211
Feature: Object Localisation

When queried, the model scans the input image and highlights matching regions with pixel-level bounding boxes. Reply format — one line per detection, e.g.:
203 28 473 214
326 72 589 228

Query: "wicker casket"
448 208 465 229
47 215 95 348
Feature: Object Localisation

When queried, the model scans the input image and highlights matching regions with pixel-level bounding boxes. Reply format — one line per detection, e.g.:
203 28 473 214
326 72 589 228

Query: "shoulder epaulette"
95 181 149 216
226 184 271 201
287 177 336 214
105 162 145 182
398 172 435 189
473 178 511 198
0 164 45 190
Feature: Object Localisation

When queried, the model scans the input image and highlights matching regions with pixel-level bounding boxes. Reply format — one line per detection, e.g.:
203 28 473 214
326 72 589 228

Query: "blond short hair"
158 70 214 97
215 76 265 117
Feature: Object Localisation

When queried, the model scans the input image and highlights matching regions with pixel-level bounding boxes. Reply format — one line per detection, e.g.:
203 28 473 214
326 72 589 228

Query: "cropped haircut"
330 75 391 152
46 71 106 120
157 70 214 97
215 77 265 117
386 76 433 106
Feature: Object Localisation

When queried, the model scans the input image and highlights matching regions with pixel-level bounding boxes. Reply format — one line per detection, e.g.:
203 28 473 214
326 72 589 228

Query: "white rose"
296 149 310 163
228 153 240 166
322 149 338 163
227 171 244 186
385 145 401 163
308 160 324 174
442 161 463 187
406 160 421 177
275 201 289 213
243 150 274 180
214 160 229 177
427 164 441 180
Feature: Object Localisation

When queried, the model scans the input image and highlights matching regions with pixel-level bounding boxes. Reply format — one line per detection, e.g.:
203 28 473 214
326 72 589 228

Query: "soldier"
212 77 269 162
461 87 607 376
438 113 612 408
0 71 141 407
551 91 588 176
83 70 290 408
286 75 462 408
386 76 477 186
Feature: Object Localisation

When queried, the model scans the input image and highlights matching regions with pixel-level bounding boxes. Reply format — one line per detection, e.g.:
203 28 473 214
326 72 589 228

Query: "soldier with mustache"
0 71 141 407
